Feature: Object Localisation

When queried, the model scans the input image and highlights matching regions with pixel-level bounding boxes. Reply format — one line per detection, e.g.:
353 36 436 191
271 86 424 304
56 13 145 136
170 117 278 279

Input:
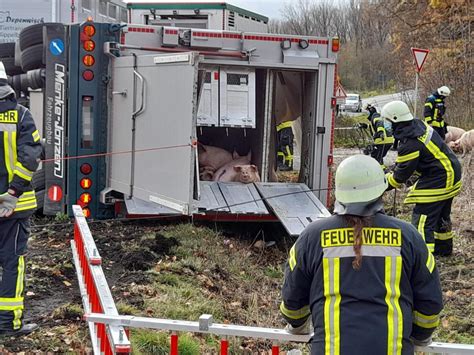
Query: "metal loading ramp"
198 182 269 214
255 183 331 236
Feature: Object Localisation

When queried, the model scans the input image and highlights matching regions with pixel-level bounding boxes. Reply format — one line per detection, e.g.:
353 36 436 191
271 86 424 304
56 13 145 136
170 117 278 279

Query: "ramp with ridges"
255 183 331 236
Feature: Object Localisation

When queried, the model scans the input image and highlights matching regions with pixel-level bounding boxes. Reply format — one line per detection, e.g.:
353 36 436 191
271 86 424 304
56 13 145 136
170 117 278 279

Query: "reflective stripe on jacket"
371 113 395 144
424 94 446 128
281 213 443 355
1 99 42 217
387 120 462 204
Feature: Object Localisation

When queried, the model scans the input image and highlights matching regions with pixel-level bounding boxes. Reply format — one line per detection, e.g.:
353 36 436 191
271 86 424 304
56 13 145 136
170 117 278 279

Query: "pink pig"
198 144 233 170
213 151 252 182
232 165 261 183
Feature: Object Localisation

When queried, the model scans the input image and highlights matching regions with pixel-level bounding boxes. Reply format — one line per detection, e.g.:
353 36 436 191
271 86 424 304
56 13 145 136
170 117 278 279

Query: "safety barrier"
71 205 131 354
72 205 474 355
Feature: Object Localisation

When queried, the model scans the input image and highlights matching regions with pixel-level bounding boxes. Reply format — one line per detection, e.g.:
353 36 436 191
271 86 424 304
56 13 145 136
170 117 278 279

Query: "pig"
452 130 474 158
213 151 251 182
445 126 466 143
447 141 458 152
233 165 261 183
199 166 215 181
198 144 233 170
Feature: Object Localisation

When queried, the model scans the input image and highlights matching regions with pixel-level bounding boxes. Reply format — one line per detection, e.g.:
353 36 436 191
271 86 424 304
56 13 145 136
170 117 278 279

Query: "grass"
334 114 372 148
51 303 83 320
122 223 294 353
132 330 200 355
359 85 397 98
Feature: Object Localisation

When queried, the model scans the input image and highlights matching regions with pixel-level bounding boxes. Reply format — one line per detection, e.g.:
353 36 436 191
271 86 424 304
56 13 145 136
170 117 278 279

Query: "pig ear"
233 150 240 159
250 165 257 172
233 165 243 172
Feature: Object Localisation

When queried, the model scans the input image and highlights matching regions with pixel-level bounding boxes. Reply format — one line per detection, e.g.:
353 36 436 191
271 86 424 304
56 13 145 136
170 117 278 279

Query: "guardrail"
71 205 474 354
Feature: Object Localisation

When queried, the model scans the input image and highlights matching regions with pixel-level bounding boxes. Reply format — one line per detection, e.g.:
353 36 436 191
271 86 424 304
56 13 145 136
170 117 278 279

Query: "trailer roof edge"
126 2 269 23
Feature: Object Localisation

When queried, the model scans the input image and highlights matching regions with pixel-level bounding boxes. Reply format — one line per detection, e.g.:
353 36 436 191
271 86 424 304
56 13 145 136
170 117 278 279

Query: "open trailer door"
108 52 199 215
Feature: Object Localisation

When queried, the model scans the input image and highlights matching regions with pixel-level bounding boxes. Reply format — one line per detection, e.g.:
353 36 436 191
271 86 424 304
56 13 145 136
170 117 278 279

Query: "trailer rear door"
109 52 199 215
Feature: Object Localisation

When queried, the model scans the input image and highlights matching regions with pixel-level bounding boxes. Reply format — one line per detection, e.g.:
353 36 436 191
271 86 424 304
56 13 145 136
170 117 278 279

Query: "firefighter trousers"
0 218 29 330
370 143 392 168
432 126 446 141
412 198 454 256
277 127 294 169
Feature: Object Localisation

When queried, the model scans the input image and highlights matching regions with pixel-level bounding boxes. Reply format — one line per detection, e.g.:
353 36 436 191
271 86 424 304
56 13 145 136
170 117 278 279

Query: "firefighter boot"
0 323 39 337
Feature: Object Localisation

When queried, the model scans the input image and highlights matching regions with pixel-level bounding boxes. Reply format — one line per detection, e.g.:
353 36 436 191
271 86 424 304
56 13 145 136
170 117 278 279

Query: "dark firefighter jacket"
424 93 446 129
386 119 462 204
280 212 443 355
368 111 394 145
0 96 42 218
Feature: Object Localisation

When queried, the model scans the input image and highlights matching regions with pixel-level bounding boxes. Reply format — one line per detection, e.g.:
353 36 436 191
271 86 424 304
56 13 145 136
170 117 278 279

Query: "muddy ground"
0 148 472 353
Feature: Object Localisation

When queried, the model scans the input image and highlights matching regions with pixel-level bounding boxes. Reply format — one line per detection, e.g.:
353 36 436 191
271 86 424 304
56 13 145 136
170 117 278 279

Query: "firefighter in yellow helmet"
382 100 462 256
280 155 443 354
0 61 42 336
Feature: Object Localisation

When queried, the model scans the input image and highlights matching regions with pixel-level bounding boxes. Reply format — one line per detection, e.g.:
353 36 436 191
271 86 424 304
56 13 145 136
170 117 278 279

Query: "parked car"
342 93 362 112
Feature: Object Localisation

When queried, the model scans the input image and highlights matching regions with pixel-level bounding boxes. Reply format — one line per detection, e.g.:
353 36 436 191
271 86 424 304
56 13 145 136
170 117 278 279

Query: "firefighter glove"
410 336 432 347
0 192 19 217
358 122 368 129
285 317 312 335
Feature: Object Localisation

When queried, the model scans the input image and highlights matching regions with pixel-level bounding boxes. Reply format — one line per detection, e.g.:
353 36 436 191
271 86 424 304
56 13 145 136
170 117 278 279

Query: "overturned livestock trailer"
36 19 339 236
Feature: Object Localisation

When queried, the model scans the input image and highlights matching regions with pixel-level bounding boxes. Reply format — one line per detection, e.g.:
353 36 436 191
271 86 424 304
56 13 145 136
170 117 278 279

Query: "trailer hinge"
317 126 326 134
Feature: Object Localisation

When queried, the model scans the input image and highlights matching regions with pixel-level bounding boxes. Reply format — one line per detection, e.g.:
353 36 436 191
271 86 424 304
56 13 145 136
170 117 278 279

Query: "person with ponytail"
280 155 443 355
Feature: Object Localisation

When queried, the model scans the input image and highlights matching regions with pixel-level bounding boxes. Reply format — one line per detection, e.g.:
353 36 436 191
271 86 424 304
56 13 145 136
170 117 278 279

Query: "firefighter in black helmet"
382 100 462 256
280 155 443 354
0 61 42 336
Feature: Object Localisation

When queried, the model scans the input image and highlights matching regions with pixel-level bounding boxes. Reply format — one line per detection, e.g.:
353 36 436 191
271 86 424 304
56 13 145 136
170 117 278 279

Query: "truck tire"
1 57 23 76
0 43 15 58
19 23 52 51
21 44 44 72
32 169 46 191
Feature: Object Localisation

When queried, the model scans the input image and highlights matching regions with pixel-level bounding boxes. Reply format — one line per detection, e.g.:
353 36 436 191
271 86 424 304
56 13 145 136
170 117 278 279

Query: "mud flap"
255 183 331 236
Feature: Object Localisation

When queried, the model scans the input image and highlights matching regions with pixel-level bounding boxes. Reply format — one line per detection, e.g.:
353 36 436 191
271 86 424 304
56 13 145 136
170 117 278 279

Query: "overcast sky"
124 0 287 20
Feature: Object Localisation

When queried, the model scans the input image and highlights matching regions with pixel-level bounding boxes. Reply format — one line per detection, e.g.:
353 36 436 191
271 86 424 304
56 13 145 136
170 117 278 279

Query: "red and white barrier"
71 205 131 354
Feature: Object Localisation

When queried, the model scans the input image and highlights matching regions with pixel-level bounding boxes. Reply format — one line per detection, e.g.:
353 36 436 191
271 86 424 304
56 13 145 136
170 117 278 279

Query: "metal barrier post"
170 331 179 355
220 337 229 355
272 342 280 355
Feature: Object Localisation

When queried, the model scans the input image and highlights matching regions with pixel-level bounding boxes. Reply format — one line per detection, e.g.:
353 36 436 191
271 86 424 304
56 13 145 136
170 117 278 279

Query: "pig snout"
233 165 261 184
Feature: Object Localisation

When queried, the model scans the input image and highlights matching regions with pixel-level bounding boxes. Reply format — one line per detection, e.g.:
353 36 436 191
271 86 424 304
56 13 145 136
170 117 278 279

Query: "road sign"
335 83 347 105
411 47 429 72
335 83 347 98
49 38 65 56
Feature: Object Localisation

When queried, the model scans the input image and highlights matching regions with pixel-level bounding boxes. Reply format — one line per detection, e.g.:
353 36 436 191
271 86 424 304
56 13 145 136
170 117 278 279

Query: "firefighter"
0 61 42 336
280 155 443 354
276 120 294 171
381 100 462 256
424 86 450 140
365 103 394 169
